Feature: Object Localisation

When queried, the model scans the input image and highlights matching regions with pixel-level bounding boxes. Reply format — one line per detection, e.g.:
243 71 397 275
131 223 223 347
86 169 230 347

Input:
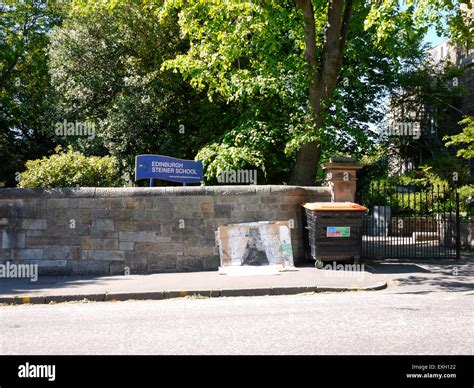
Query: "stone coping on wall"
0 185 332 199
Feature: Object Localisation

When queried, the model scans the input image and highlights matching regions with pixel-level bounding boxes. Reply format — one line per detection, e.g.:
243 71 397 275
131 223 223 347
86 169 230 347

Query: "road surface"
1 285 472 355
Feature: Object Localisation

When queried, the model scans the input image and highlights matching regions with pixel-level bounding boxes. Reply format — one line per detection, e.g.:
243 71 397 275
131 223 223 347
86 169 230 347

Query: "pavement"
1 252 472 304
0 264 387 304
365 256 474 295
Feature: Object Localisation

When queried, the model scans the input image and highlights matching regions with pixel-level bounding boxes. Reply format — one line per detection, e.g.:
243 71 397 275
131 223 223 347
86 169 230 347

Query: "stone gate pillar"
322 157 362 203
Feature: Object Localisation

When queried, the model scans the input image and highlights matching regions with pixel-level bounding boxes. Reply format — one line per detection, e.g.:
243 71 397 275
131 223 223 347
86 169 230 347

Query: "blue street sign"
135 155 203 184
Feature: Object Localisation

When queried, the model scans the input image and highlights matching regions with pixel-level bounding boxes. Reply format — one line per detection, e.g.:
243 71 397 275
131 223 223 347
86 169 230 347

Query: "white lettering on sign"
150 162 198 175
152 161 181 167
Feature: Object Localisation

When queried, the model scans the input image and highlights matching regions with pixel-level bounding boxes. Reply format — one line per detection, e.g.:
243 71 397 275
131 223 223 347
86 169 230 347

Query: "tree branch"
339 0 353 58
317 0 354 111
295 0 318 68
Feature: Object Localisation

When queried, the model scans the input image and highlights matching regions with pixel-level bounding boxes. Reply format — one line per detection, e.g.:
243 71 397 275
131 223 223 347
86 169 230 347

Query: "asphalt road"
1 286 472 355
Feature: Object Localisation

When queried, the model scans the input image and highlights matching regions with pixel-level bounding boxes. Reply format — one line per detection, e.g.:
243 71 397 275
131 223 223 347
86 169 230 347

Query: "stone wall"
0 186 331 275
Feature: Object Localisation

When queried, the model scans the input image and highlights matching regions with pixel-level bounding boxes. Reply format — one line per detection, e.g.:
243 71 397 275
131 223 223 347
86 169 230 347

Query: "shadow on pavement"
366 263 431 274
0 275 130 296
367 254 474 293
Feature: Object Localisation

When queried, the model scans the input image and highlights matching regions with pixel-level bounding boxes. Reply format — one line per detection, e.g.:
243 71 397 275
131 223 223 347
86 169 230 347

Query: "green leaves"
444 116 474 159
196 143 265 182
160 0 305 103
0 0 64 186
48 0 224 174
3 0 471 187
365 0 473 49
18 146 124 188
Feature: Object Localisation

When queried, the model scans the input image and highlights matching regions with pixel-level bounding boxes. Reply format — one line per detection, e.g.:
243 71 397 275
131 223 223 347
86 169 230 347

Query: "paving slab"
0 267 386 303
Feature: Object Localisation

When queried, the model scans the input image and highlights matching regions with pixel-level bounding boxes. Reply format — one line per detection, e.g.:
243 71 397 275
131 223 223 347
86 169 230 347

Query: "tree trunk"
290 0 353 185
290 140 322 185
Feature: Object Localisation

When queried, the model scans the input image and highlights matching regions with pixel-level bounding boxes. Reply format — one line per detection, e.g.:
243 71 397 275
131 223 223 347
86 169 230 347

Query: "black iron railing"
358 183 460 260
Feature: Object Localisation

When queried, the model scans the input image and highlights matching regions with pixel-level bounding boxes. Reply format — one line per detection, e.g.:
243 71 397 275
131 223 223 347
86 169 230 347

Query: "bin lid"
302 202 368 211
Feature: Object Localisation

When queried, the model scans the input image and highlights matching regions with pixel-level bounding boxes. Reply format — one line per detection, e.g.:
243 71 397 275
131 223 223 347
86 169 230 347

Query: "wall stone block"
0 186 330 275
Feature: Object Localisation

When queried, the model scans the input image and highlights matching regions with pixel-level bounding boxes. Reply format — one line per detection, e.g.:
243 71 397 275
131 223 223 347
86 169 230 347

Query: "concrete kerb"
0 282 387 305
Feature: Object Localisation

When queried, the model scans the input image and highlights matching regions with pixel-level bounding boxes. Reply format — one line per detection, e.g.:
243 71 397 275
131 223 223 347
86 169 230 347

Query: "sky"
423 26 447 48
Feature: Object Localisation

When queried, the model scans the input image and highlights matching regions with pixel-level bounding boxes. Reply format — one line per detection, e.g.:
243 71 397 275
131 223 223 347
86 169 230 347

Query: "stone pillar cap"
322 162 362 170
330 156 356 163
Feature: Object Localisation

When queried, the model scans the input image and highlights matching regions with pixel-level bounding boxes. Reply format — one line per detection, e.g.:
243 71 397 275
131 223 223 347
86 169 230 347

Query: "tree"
48 0 232 178
3 0 471 187
0 0 64 186
157 0 474 185
445 116 474 159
